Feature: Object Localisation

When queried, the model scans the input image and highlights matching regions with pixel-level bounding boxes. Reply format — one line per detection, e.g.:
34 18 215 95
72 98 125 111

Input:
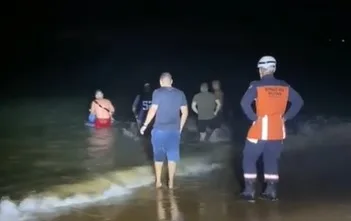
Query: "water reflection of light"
156 190 183 221
85 128 115 172
197 194 228 219
243 203 282 221
221 201 227 216
198 201 205 216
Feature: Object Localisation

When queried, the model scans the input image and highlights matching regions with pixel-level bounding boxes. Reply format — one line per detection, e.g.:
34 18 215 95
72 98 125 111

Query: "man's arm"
214 98 221 115
179 91 188 132
191 95 198 114
143 90 159 127
132 95 140 114
191 101 198 114
109 100 115 115
240 82 257 121
218 91 224 107
90 101 96 114
284 86 304 121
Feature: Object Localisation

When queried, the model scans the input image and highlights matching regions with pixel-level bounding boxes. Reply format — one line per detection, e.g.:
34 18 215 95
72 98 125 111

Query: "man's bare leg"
167 161 176 189
154 161 163 188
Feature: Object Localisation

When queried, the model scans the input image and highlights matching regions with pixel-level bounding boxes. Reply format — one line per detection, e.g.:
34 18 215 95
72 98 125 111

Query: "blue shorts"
151 129 180 162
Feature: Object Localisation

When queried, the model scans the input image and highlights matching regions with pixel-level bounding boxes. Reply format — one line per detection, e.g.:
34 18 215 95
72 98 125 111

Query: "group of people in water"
87 55 304 202
88 79 225 141
87 76 225 190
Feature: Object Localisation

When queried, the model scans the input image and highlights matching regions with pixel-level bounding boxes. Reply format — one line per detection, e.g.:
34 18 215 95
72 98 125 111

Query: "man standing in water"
90 90 115 129
240 56 303 202
140 72 188 188
192 82 221 141
211 80 224 128
132 83 153 129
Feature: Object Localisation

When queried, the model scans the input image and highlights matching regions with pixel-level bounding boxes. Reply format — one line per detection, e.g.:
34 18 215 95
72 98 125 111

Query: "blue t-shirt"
152 87 187 131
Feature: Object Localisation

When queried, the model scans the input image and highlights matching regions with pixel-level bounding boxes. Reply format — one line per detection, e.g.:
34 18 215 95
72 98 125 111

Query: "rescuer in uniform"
240 55 304 202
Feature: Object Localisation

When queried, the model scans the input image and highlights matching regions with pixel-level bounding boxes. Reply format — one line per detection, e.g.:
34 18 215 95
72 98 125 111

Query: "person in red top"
240 56 304 202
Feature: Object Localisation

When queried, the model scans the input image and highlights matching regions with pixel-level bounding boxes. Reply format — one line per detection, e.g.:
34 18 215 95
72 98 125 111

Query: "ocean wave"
0 155 221 221
284 116 351 150
120 115 351 150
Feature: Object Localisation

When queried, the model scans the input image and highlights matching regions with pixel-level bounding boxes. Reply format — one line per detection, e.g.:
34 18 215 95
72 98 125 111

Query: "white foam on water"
0 155 221 221
184 116 231 143
184 117 198 133
208 125 231 143
119 116 232 144
121 128 140 141
284 116 351 150
121 122 141 141
195 115 351 149
0 174 141 221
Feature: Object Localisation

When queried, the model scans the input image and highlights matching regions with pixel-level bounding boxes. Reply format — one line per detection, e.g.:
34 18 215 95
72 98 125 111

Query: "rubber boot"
240 180 256 202
260 181 278 201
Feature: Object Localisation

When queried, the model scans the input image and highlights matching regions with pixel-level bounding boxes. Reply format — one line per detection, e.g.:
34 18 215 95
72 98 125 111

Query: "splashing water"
184 117 198 133
118 115 351 147
0 153 222 221
121 116 232 144
2 112 350 221
284 116 351 150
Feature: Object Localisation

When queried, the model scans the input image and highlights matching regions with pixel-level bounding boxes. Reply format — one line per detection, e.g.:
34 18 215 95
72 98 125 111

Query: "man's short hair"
200 82 209 91
160 72 172 81
95 90 104 98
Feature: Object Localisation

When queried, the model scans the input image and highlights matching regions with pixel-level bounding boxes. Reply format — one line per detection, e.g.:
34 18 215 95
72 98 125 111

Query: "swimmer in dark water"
89 90 115 129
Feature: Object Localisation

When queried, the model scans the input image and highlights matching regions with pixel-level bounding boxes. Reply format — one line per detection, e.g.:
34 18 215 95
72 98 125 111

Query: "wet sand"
48 142 351 221
49 179 351 221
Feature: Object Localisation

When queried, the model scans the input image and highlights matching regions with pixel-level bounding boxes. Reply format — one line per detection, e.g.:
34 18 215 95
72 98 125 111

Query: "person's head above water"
257 55 276 78
211 80 221 91
95 90 104 99
159 72 173 87
200 82 209 92
143 83 151 92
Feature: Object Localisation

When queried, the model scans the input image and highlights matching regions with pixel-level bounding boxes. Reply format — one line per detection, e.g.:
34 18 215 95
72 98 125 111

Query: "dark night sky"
2 1 350 112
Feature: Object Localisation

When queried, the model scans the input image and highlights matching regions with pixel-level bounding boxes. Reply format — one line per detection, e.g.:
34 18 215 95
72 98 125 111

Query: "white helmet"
257 56 277 70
